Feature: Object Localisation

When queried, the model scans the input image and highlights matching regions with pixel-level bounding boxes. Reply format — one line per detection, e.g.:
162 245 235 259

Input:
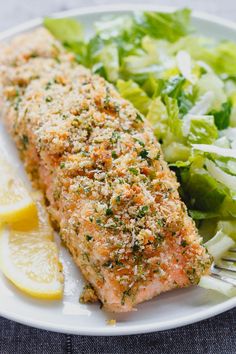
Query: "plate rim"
0 4 236 336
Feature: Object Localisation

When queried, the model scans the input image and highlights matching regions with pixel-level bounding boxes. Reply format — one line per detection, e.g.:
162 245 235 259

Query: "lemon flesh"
0 158 36 223
0 158 63 299
0 227 63 299
12 191 53 236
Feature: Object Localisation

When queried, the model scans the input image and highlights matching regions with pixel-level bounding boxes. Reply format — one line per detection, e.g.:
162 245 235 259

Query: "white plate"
0 4 236 336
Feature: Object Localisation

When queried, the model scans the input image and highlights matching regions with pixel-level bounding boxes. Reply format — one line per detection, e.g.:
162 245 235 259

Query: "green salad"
44 9 236 295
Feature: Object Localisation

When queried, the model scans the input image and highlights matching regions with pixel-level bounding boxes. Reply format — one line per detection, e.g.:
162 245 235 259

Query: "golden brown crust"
0 28 212 312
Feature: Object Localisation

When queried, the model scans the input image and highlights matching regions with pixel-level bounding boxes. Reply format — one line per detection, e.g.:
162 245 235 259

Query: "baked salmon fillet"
0 28 212 312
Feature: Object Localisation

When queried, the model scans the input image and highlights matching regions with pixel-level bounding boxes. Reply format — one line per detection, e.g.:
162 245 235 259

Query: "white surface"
0 0 235 31
0 5 236 336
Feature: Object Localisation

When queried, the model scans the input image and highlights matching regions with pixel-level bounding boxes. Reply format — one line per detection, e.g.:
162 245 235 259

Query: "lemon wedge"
0 226 63 299
0 192 63 299
12 191 52 236
0 157 37 223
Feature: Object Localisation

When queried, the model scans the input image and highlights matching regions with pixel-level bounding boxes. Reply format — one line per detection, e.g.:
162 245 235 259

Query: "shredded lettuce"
176 50 195 83
180 167 227 213
187 116 218 144
199 229 236 298
192 144 236 158
117 79 151 114
44 18 83 43
205 230 235 260
217 220 236 241
205 159 236 193
134 9 192 42
199 276 236 297
210 101 232 130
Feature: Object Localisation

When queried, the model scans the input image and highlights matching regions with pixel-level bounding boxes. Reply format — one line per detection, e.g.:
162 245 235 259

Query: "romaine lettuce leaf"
94 15 133 40
44 18 83 43
205 230 235 260
164 96 184 140
189 210 220 220
93 43 119 82
210 101 232 130
180 167 227 212
162 75 185 98
117 79 151 114
187 115 218 144
134 9 192 42
212 41 236 76
217 220 236 241
146 97 168 139
205 159 236 194
199 275 236 297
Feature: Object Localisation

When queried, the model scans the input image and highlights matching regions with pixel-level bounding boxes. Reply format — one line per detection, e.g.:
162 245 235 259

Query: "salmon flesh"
0 29 212 312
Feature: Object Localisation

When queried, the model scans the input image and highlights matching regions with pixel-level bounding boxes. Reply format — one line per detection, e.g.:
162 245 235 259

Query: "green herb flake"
139 149 149 159
115 195 121 203
154 233 164 246
14 97 22 111
45 81 52 90
181 240 188 247
96 218 102 225
106 208 113 216
115 259 124 266
155 152 160 160
132 240 140 253
137 205 149 218
136 112 144 122
135 139 145 147
111 151 118 159
45 96 53 102
157 219 164 227
85 235 93 242
129 167 139 176
121 289 131 305
110 131 120 143
21 135 29 150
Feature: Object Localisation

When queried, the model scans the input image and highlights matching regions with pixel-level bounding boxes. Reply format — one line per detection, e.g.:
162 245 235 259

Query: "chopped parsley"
85 235 93 242
110 131 120 143
115 195 121 203
106 208 113 216
96 218 102 225
111 151 118 159
157 219 164 227
139 149 149 159
21 134 29 150
45 96 53 102
45 81 52 90
181 240 188 247
137 205 149 218
121 289 131 305
154 233 164 246
135 112 144 122
135 139 145 147
132 240 140 253
129 167 139 176
14 97 22 111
